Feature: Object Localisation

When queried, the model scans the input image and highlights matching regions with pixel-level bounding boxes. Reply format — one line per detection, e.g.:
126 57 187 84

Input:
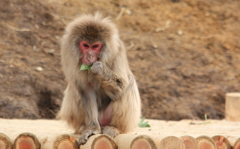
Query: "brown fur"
58 13 141 144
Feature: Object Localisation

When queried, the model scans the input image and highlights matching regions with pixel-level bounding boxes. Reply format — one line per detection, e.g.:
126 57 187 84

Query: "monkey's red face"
80 40 102 65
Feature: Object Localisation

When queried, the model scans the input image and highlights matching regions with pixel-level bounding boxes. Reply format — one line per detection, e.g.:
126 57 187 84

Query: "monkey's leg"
78 89 101 145
105 79 141 137
98 105 120 138
91 61 126 100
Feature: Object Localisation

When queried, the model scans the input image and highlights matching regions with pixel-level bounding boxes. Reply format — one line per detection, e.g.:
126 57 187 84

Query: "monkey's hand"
91 61 103 75
91 61 126 100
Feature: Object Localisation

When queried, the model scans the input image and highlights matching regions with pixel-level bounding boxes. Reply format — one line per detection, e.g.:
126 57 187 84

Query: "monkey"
58 13 141 145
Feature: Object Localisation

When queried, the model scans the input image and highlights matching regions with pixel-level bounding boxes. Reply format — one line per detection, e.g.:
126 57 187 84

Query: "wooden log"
180 135 199 149
80 134 117 149
53 134 78 149
225 92 240 121
115 134 156 149
13 132 40 149
212 135 231 149
196 136 216 149
158 136 185 149
233 138 240 149
0 133 12 149
114 134 136 149
130 135 157 149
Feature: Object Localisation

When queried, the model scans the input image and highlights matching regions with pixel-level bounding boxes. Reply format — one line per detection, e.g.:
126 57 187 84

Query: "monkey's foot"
78 129 101 145
102 126 120 138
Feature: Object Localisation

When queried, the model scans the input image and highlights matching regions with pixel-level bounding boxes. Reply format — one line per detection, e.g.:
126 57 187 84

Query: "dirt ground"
0 0 240 120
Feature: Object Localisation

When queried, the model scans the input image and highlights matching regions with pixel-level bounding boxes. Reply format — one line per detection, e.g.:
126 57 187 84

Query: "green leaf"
80 64 92 72
138 117 151 128
139 117 145 123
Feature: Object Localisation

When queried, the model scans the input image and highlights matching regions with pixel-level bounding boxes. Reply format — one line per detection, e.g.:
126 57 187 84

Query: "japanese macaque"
58 13 141 145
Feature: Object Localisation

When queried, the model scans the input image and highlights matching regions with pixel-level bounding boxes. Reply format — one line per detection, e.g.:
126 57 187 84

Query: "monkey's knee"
102 126 120 138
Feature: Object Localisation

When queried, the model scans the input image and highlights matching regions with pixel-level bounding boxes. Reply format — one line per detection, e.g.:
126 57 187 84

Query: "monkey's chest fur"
85 73 112 126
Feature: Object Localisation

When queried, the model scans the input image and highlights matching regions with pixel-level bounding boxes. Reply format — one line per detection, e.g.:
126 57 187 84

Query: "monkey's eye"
92 45 99 48
83 44 89 48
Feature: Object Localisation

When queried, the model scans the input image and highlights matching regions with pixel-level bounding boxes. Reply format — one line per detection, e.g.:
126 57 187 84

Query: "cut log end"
159 136 185 149
196 136 216 149
53 134 78 149
91 135 117 149
130 135 157 149
234 138 240 149
13 133 40 149
212 135 231 149
180 135 199 149
15 137 35 149
0 133 12 149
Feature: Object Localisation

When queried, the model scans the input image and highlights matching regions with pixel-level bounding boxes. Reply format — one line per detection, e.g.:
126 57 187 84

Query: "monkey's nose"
86 55 93 63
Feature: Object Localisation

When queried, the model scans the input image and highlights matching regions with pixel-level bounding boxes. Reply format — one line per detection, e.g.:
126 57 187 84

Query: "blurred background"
0 0 240 120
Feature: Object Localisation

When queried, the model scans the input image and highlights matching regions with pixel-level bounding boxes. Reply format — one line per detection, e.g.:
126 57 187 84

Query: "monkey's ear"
93 12 106 20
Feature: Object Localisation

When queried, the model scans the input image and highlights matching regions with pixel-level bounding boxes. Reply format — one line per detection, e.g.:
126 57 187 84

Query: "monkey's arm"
91 61 126 100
